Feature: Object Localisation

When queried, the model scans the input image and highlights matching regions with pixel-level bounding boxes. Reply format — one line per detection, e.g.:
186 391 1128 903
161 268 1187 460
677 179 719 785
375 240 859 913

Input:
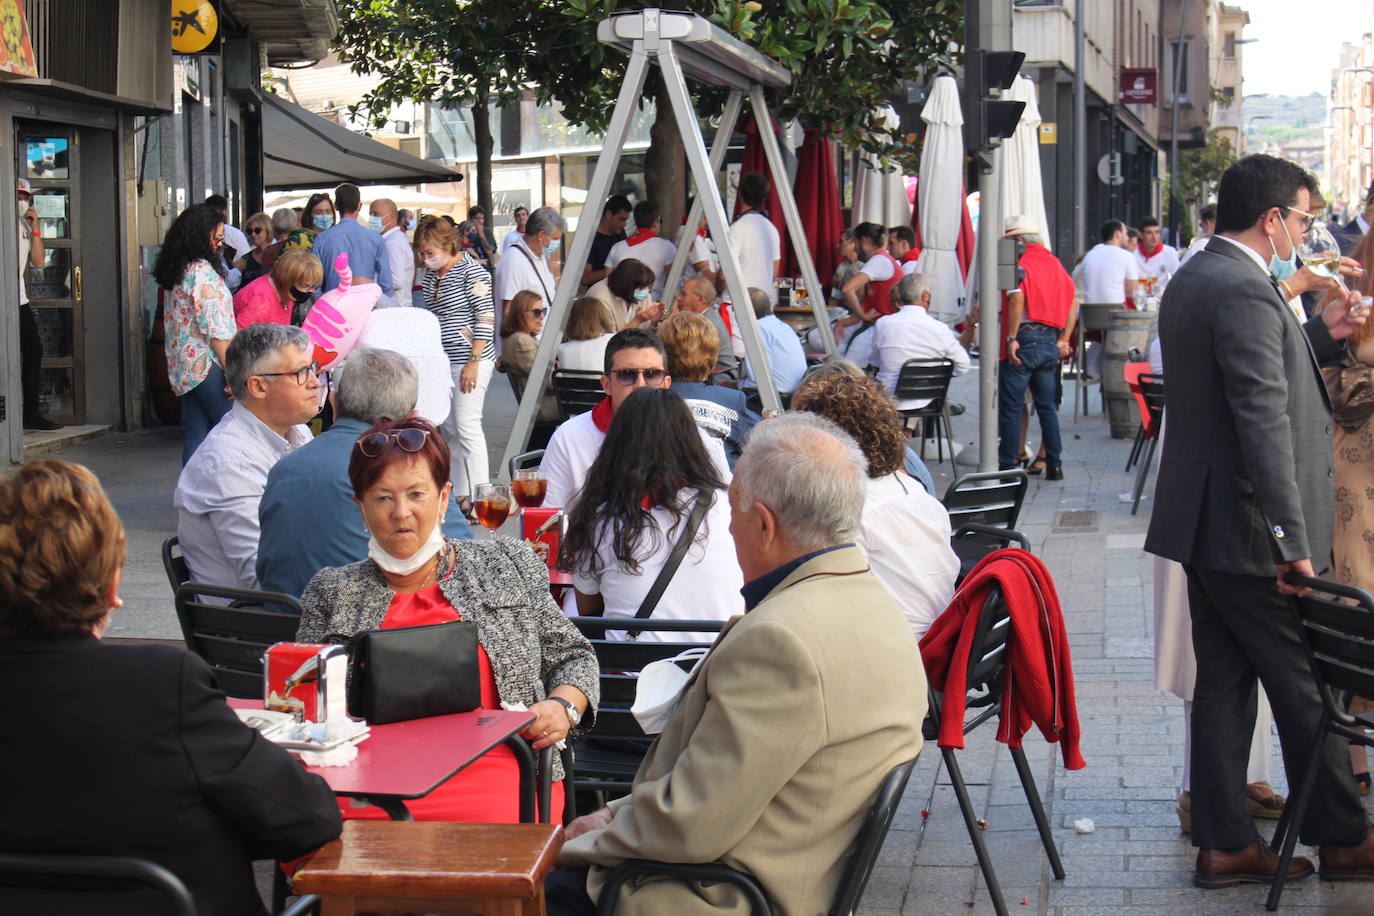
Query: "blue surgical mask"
545 237 561 255
633 288 650 303
313 213 334 231
1268 217 1298 282
367 215 383 232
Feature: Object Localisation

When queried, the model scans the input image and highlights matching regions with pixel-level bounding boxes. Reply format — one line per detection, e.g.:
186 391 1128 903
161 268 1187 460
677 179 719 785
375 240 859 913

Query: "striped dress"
420 252 496 366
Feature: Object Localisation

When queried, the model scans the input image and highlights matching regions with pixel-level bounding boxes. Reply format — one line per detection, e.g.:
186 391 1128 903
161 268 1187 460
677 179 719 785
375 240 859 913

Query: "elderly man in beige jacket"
548 413 927 915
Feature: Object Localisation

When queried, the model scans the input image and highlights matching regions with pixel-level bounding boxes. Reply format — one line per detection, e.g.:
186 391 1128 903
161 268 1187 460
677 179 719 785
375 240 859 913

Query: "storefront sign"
171 0 221 55
1119 68 1157 105
0 0 38 79
1039 123 1057 145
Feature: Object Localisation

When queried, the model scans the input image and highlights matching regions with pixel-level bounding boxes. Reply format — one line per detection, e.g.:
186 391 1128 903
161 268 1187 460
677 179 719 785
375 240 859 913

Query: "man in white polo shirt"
494 205 561 331
1073 219 1140 377
871 272 970 410
730 172 781 295
1135 216 1181 286
605 200 677 301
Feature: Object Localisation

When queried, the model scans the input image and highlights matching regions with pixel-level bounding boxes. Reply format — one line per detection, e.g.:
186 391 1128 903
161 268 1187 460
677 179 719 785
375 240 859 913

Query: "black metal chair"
942 469 1029 531
893 359 956 464
161 536 190 596
951 523 1030 586
925 585 1066 916
173 582 304 699
552 369 605 421
1129 374 1165 516
1266 575 1374 911
593 755 918 916
508 448 545 481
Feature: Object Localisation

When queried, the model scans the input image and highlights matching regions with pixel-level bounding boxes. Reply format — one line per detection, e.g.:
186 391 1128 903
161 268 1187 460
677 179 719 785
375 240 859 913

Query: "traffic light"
997 236 1026 290
963 49 1027 153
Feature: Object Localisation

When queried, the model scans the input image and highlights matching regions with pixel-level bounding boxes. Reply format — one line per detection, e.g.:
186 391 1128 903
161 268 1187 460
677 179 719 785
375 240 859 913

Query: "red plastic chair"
1123 361 1153 472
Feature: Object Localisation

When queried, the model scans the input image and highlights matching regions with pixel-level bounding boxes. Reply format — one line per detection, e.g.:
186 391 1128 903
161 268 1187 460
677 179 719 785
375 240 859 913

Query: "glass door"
17 125 82 424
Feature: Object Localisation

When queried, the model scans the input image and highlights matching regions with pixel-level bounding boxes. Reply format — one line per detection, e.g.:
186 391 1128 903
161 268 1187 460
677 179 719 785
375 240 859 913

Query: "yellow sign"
171 0 219 55
1039 123 1057 145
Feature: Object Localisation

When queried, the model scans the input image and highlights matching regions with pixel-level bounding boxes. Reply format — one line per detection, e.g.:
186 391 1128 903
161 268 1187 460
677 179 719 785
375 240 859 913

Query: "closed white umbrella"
851 105 913 228
913 76 965 326
997 76 1051 250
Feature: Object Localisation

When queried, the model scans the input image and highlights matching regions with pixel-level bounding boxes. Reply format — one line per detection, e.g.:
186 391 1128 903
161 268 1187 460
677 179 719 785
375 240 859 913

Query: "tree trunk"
644 73 687 238
472 75 494 216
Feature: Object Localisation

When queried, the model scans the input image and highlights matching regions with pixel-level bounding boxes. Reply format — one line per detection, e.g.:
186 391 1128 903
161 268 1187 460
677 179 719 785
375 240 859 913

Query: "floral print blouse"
164 259 235 395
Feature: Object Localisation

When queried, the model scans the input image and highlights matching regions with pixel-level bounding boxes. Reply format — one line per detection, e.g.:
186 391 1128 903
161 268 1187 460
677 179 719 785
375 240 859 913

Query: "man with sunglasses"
175 324 323 592
1147 155 1374 889
541 329 729 512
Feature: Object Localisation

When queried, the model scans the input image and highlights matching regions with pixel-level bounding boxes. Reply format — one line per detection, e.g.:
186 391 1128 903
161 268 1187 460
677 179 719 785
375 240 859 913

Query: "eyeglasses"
248 228 266 235
1282 206 1316 233
530 308 548 318
257 360 321 386
610 367 667 386
356 427 430 457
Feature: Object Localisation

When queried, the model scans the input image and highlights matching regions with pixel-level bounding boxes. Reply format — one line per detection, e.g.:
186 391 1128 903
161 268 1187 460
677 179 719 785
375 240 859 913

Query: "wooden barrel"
1103 309 1153 439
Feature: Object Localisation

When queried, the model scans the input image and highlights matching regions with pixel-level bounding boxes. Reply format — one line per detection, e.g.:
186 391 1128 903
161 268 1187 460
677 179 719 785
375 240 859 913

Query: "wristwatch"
1006 335 1018 344
549 696 581 727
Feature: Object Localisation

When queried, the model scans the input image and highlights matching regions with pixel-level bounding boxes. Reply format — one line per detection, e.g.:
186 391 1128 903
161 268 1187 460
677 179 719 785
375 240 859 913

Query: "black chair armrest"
953 524 1030 551
595 860 772 915
560 744 577 825
279 894 321 916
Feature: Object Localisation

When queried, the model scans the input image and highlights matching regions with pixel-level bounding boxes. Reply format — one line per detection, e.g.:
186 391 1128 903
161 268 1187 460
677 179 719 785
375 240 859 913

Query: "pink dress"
232 274 292 329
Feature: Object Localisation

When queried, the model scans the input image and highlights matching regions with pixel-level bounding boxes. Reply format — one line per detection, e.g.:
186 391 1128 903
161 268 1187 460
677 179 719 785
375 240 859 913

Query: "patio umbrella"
912 76 966 326
998 75 1051 249
851 105 912 229
785 130 843 285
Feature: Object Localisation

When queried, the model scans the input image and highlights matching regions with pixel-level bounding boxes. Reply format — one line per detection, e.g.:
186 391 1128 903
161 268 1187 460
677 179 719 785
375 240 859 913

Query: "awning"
261 92 461 191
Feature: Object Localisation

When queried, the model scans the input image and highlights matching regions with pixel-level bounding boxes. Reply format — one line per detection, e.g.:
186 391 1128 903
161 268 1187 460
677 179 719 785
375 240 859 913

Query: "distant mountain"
1242 93 1326 144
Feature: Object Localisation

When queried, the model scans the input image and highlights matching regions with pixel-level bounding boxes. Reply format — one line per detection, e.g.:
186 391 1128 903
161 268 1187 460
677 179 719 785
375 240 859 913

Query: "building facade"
1328 29 1374 221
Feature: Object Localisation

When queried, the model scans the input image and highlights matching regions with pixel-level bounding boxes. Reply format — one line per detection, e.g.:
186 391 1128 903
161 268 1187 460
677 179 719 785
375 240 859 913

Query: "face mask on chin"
1268 215 1299 282
423 253 448 271
368 516 446 576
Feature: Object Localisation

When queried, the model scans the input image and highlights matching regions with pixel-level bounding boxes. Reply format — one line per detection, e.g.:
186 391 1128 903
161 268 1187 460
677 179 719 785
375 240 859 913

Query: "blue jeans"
180 364 231 465
998 325 1062 470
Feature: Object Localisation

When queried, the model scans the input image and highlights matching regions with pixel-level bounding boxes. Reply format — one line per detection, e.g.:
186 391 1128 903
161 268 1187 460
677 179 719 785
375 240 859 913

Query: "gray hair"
1016 232 1043 245
525 206 565 237
747 287 774 319
683 274 714 302
225 324 311 399
271 208 298 235
335 348 418 423
897 272 935 306
732 412 867 551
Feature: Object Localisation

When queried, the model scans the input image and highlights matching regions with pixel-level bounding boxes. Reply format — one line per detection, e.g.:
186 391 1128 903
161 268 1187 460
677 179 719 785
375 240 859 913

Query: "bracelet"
1278 280 1292 300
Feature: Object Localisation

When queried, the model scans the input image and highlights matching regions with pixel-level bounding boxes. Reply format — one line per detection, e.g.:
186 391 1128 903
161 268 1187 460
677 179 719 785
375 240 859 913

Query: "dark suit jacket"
1337 217 1363 256
0 635 342 916
1145 236 1345 578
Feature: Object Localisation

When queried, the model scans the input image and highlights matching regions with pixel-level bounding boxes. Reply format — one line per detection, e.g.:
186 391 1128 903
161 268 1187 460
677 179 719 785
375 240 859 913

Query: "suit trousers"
1183 564 1366 849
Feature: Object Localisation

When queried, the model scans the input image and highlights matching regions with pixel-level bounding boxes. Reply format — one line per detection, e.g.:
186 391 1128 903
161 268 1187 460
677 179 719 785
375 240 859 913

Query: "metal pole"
748 84 836 355
498 41 652 478
1168 0 1191 244
977 149 1001 473
1073 0 1086 258
659 44 782 413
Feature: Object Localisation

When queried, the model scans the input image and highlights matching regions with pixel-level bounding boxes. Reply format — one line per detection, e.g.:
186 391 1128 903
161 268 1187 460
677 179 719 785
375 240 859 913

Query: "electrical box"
997 236 1027 290
137 178 172 248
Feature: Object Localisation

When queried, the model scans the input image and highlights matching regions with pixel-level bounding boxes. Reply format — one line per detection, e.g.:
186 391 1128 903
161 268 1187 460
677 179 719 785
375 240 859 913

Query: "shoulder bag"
347 619 481 724
621 489 711 639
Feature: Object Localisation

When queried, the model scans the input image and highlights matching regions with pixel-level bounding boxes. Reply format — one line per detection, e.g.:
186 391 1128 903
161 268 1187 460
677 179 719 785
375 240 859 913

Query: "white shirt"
355 308 454 425
17 220 29 305
494 240 556 304
742 313 807 394
853 472 959 641
173 402 312 590
1180 234 1210 265
501 230 523 253
572 489 743 643
872 305 971 409
381 226 415 299
1134 243 1180 282
606 236 678 300
676 228 717 289
223 224 250 291
1073 243 1139 304
558 335 613 373
729 212 780 295
859 252 897 283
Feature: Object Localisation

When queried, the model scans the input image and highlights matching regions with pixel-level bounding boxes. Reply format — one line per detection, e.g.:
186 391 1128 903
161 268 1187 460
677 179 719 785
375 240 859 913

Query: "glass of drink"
1297 223 1350 294
473 483 512 535
512 469 548 508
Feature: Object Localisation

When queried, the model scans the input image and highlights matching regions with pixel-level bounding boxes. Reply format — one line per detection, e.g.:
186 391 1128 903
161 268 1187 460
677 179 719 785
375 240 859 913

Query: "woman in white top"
791 363 959 640
561 387 742 643
586 258 662 331
557 296 618 373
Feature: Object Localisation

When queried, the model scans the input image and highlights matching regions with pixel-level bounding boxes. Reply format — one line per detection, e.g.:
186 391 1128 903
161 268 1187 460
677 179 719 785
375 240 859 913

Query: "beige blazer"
558 545 927 915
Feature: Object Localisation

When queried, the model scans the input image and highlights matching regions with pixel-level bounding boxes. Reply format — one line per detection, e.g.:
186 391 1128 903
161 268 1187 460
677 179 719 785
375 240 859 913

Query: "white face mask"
423 253 448 271
367 516 446 576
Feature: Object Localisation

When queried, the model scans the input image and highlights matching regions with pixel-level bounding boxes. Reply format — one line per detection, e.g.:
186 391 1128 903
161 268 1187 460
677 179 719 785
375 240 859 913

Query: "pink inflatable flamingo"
301 253 380 368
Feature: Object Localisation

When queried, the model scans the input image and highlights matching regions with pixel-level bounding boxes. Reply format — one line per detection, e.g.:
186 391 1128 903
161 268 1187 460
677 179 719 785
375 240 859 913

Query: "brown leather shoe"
1319 830 1374 880
1194 842 1314 888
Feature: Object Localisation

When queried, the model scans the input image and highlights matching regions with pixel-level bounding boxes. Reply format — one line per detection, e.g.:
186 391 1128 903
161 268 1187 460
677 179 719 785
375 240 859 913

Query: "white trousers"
442 358 494 496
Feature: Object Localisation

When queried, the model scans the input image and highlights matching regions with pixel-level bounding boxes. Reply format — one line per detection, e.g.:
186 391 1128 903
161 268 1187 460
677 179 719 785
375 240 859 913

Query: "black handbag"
346 620 482 724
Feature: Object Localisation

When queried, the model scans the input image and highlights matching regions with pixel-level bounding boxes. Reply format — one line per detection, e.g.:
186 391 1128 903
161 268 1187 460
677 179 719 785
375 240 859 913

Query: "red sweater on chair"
919 549 1086 770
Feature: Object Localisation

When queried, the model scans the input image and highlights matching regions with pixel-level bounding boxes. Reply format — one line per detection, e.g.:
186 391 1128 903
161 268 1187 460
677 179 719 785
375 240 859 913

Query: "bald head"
369 198 399 231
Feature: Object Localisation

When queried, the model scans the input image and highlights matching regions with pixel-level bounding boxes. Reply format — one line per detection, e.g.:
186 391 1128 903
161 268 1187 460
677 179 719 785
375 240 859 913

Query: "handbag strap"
634 490 711 620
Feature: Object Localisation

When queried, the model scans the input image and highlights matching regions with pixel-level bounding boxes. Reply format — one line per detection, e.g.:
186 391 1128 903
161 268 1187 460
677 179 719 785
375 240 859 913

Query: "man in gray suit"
1146 154 1373 888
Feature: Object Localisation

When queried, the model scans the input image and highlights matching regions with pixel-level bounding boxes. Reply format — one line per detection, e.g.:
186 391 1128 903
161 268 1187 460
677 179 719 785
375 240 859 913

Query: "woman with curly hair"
790 363 959 639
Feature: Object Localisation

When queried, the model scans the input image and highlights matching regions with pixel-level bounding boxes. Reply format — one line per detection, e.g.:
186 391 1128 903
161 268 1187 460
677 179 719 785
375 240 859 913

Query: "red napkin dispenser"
263 642 348 722
520 507 564 570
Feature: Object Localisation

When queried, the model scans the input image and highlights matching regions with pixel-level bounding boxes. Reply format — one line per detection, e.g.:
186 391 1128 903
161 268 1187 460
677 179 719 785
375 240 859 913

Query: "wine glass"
473 483 512 536
1297 223 1350 295
512 469 547 509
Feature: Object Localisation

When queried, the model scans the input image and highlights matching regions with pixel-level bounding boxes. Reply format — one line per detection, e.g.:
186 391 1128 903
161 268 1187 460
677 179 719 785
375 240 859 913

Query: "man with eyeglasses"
1146 155 1374 889
540 329 729 512
174 324 323 592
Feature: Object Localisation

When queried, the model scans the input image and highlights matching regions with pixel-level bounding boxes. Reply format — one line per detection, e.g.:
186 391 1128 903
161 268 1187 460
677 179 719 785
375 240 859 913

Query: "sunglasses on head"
357 427 430 458
610 368 666 385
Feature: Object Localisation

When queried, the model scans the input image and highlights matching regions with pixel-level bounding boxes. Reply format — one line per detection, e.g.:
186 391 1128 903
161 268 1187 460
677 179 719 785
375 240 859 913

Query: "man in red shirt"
998 216 1079 480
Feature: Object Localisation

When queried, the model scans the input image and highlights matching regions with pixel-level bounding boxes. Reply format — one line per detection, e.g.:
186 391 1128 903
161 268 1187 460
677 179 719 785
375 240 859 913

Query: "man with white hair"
495 205 562 330
741 287 807 397
256 348 472 597
870 271 970 411
174 324 322 590
672 274 738 381
549 413 926 915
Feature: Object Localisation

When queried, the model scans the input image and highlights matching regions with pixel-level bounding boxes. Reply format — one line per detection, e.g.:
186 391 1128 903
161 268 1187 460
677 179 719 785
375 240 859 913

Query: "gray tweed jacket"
297 537 599 778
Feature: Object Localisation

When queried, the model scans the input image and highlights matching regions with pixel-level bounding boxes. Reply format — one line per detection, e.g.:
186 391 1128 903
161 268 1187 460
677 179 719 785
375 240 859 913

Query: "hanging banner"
0 0 38 79
171 0 221 56
1119 68 1158 105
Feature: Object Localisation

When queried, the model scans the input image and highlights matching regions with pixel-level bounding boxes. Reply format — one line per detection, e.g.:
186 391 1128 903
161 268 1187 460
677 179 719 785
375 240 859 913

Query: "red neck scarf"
1138 240 1163 260
625 228 658 247
591 396 614 433
901 247 922 263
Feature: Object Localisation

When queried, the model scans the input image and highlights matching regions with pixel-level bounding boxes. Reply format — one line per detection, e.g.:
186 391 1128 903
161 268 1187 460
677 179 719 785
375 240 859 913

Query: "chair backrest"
509 449 545 481
173 583 304 699
1138 373 1165 437
1122 360 1150 390
1289 575 1374 726
893 359 955 403
161 536 190 595
552 369 605 421
941 470 1029 531
828 756 920 916
0 851 195 916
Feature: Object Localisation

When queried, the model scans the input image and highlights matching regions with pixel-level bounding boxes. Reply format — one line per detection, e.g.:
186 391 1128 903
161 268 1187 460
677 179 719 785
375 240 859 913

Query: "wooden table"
294 820 564 915
229 699 536 821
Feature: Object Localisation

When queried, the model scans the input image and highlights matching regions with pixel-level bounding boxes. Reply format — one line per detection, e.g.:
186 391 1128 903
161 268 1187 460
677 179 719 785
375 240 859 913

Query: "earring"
112 598 124 609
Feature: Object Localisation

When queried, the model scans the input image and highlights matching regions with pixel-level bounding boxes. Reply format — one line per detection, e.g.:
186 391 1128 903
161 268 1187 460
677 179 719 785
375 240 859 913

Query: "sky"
1239 0 1372 97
